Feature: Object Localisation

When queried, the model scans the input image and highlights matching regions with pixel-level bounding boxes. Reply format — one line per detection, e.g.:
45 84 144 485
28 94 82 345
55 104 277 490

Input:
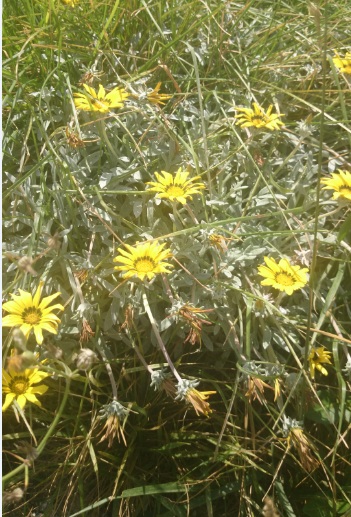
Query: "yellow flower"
308 346 332 379
2 367 50 412
332 52 351 74
73 84 129 113
2 281 64 344
236 102 284 130
321 170 351 202
147 82 172 105
62 0 78 5
113 241 173 281
258 257 309 295
146 168 205 204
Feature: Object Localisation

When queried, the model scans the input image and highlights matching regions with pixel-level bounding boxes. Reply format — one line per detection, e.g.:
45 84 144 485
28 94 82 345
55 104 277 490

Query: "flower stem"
185 203 199 224
142 289 182 382
127 329 154 374
95 334 118 400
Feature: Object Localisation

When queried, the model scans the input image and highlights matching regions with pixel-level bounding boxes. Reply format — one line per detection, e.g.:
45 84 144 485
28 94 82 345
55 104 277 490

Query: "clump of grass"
3 1 351 516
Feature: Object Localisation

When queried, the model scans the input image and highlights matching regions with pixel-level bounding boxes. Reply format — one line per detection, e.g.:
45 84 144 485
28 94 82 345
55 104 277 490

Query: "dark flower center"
9 376 29 395
22 307 42 325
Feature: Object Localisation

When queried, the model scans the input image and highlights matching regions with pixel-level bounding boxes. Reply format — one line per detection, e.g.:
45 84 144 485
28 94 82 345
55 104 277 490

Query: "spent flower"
150 369 176 398
113 241 173 281
74 84 129 113
321 170 351 202
236 102 284 130
146 168 205 205
2 281 64 344
176 379 215 417
258 257 309 295
208 232 236 253
146 82 172 105
98 400 127 447
2 366 50 412
176 303 213 346
281 416 318 471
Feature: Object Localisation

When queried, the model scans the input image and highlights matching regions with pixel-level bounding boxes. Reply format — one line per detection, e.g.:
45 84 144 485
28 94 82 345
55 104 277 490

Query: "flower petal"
38 292 62 310
16 394 28 409
23 393 42 407
2 392 16 412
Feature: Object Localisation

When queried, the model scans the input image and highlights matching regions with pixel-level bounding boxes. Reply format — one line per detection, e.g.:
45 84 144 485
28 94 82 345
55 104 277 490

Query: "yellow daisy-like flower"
332 52 351 74
2 367 50 412
236 102 284 130
146 82 172 106
146 168 205 205
113 241 173 281
308 346 332 380
258 257 309 295
2 281 64 344
321 170 351 202
73 84 129 113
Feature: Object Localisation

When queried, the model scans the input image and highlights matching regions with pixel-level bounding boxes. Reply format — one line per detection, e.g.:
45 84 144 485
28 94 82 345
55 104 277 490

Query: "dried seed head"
2 487 24 507
76 348 98 370
17 256 38 276
47 233 61 251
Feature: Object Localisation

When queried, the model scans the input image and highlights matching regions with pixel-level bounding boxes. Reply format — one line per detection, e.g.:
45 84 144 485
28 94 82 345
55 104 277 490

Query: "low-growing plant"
2 0 351 516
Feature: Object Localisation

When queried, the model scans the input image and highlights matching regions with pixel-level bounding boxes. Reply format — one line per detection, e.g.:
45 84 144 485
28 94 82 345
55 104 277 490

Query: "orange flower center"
9 376 29 395
134 257 156 273
22 307 42 325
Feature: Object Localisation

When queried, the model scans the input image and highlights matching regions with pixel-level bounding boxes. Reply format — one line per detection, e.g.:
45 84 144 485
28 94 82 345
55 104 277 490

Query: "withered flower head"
79 319 95 344
172 302 213 346
146 82 172 105
282 416 318 472
242 362 272 403
98 400 127 447
176 379 216 417
65 127 85 148
120 304 134 331
208 233 233 253
150 369 176 398
245 376 273 404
